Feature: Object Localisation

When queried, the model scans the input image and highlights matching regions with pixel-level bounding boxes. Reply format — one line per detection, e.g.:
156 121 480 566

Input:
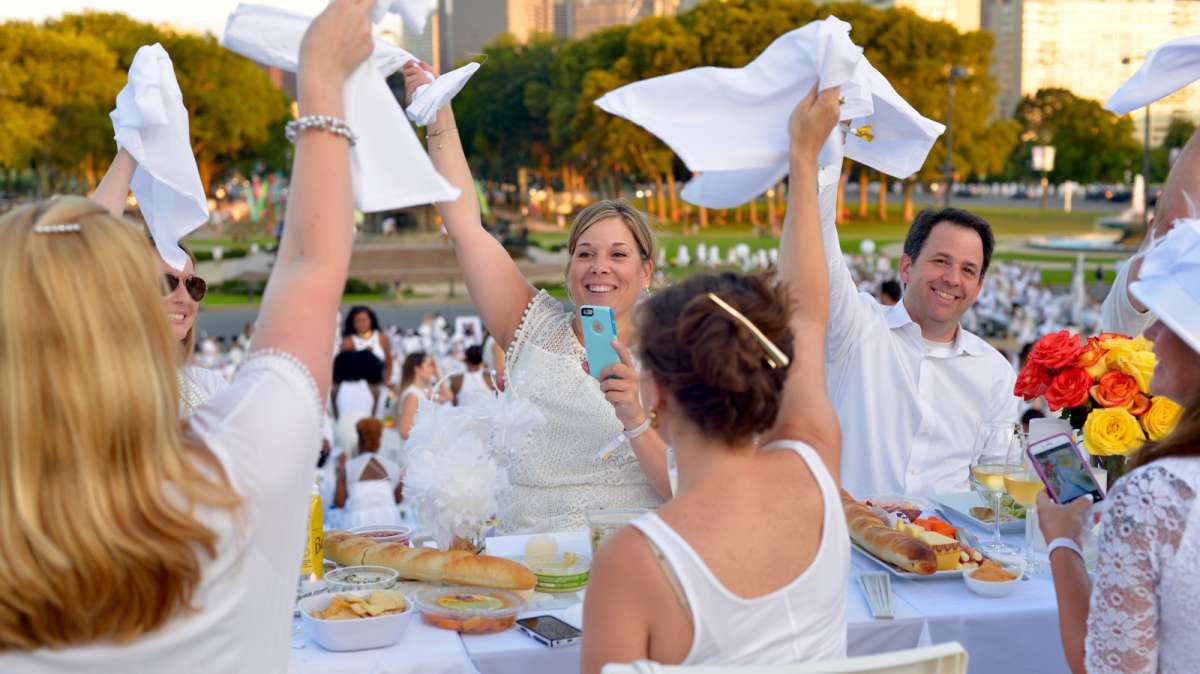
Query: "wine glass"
969 422 1022 556
1003 427 1046 571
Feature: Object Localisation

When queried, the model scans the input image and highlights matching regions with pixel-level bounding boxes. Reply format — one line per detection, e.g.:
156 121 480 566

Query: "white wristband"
624 417 652 441
1047 537 1083 561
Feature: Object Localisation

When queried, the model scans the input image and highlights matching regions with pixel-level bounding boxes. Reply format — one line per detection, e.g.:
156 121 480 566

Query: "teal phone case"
580 305 619 379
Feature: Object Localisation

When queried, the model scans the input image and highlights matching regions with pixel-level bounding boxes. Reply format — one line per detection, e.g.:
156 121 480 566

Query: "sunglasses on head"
162 272 207 302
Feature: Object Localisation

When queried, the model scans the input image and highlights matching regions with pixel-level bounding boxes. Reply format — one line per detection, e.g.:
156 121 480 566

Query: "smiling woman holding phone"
402 62 667 534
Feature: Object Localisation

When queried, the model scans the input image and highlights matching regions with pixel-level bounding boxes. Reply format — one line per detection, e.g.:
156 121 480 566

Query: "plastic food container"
324 565 399 593
528 555 591 593
299 590 413 651
350 525 413 546
586 508 649 553
414 586 525 634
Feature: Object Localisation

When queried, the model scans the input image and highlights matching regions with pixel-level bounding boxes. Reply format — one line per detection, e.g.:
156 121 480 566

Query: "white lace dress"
1086 456 1200 673
499 291 662 533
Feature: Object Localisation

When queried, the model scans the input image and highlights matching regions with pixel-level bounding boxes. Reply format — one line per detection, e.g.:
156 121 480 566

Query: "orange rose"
1076 337 1109 380
1014 362 1052 401
1127 394 1151 417
1044 367 1091 411
1090 371 1138 408
1029 330 1085 370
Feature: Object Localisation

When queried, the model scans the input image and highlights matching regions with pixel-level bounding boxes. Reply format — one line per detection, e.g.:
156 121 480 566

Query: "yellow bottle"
300 483 324 580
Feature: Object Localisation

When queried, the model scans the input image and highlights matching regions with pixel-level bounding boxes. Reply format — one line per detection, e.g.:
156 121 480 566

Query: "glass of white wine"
1004 433 1047 572
969 421 1022 556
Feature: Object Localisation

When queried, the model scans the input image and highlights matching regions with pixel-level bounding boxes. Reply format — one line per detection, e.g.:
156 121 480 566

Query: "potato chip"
310 591 408 621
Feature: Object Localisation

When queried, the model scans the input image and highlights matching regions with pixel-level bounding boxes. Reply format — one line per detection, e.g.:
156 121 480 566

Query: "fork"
858 572 894 619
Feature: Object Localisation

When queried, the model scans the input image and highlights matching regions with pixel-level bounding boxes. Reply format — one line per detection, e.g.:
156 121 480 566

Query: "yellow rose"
1141 396 1184 441
1130 336 1154 352
1102 337 1136 365
1110 350 1157 394
1083 407 1145 456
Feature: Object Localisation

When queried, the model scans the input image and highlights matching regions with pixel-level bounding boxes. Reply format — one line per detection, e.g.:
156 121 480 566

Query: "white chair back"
600 643 967 674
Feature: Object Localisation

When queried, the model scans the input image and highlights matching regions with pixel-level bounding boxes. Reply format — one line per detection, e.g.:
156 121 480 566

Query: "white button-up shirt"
818 186 1019 498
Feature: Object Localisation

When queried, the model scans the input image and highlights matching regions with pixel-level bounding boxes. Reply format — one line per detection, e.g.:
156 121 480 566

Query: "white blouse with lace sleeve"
1086 457 1200 674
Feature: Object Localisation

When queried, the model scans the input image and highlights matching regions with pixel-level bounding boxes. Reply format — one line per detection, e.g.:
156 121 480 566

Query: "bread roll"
330 533 537 591
840 490 937 575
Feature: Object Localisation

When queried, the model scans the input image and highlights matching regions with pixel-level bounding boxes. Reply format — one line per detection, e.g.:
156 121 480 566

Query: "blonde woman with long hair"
0 1 372 670
401 62 667 534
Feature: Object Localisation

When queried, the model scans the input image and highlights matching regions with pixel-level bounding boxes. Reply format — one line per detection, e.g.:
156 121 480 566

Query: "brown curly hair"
356 417 383 452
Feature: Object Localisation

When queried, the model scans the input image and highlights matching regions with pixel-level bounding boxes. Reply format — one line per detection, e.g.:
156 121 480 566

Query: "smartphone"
1026 432 1105 504
516 615 582 648
579 305 619 380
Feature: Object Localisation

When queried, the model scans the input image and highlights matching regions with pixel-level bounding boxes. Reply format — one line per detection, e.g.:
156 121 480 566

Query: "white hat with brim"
1130 216 1200 356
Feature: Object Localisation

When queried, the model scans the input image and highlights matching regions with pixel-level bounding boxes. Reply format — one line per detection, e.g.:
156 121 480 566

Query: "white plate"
851 542 961 580
933 492 1025 535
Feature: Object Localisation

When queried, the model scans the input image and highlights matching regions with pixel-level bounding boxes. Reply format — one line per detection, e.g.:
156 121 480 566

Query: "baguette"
329 533 537 591
840 490 937 575
324 531 376 567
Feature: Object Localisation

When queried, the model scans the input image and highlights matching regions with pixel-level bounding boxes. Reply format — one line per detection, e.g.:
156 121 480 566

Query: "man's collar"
886 299 989 357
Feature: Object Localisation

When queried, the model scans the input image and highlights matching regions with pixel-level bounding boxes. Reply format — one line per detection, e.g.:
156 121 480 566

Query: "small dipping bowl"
963 563 1023 598
325 565 399 593
586 508 649 554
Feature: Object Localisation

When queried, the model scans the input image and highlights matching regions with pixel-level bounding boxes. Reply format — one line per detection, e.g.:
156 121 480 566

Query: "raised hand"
299 0 374 86
788 86 842 159
401 60 437 107
599 341 647 431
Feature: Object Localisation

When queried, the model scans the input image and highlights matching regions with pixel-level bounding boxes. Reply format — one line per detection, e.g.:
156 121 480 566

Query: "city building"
983 0 1200 144
843 0 981 31
571 0 698 38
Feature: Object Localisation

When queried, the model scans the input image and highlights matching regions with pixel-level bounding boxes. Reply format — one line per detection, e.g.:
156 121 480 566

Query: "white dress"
630 440 848 665
178 365 229 417
335 380 382 419
2 351 322 673
1085 456 1200 674
343 454 403 529
499 291 661 534
456 369 495 408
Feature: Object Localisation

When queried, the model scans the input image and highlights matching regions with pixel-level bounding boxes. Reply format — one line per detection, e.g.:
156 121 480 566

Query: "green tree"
1010 88 1139 183
1150 117 1196 182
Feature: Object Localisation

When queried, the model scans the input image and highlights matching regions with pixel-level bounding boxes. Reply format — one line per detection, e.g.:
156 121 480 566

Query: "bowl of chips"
299 590 413 651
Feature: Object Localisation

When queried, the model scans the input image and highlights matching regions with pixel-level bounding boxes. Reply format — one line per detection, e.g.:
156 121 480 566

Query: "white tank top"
631 440 849 666
457 369 494 407
351 331 386 363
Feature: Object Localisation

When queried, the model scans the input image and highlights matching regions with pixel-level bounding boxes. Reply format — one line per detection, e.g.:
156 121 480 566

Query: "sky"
0 1 332 36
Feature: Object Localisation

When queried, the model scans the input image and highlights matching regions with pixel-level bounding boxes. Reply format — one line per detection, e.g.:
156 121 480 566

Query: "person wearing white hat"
1100 125 1200 336
1038 217 1200 674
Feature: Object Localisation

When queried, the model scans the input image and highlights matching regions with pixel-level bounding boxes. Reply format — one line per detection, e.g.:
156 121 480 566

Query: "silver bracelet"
285 115 357 146
624 416 652 441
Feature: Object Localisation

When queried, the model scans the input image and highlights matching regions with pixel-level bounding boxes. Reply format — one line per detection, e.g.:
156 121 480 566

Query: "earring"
649 408 659 429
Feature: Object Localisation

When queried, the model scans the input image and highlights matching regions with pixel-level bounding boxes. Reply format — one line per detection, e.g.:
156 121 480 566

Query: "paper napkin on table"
109 43 209 271
222 3 468 211
1106 35 1200 114
594 16 944 208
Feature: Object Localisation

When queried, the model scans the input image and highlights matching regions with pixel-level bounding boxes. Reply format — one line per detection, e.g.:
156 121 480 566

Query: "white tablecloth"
293 534 1068 674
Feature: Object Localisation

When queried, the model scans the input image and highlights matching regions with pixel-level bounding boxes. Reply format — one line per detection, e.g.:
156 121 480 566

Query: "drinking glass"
1004 433 1046 571
969 422 1022 556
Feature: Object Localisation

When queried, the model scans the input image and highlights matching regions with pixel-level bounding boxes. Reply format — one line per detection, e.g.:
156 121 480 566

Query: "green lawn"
204 292 391 308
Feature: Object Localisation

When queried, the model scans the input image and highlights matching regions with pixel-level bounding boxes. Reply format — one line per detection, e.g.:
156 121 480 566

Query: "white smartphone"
1026 432 1106 505
516 615 582 648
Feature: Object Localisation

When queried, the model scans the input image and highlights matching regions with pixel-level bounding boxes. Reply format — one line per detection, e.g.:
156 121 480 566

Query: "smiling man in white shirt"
819 185 1019 497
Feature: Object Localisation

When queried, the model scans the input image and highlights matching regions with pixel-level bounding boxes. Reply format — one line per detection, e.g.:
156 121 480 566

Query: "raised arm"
401 62 535 349
250 0 373 402
761 88 842 479
91 149 137 217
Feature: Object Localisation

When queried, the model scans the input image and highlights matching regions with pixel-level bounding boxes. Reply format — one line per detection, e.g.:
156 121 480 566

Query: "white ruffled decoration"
403 391 547 549
110 43 209 271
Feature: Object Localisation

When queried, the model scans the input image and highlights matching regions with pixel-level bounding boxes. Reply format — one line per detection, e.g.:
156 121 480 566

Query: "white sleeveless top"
631 440 849 666
457 369 494 407
350 331 387 363
500 291 661 534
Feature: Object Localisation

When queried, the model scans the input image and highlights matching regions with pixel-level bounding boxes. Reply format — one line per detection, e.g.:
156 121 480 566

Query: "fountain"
1027 176 1145 255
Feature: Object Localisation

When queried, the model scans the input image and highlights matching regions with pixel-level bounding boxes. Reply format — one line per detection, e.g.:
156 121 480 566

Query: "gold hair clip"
853 125 875 142
706 292 790 369
32 223 81 234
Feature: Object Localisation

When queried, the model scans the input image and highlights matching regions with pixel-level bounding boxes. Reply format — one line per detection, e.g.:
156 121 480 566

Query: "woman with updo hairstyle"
582 88 847 672
401 63 669 533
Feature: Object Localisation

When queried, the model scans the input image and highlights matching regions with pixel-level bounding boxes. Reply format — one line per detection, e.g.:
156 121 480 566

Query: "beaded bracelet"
285 115 357 146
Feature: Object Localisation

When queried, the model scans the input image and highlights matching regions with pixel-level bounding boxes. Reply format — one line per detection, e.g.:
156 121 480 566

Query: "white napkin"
594 16 944 208
1105 35 1200 114
1130 216 1200 355
109 43 209 271
372 0 438 35
406 61 482 125
222 3 463 211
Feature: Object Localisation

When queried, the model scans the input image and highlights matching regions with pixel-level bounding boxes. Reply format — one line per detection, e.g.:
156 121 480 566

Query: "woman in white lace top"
1038 216 1200 674
402 63 668 532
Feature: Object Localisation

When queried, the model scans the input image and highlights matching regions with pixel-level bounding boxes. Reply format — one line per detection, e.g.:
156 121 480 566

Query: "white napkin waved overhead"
222 3 465 211
1105 35 1200 114
1130 216 1200 355
594 16 944 208
109 43 209 271
372 0 437 35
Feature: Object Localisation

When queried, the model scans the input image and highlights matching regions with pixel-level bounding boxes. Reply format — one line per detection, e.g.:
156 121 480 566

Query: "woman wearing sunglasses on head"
92 152 226 416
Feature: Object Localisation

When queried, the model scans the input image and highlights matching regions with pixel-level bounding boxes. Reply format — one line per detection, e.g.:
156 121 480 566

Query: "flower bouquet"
1015 330 1183 479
